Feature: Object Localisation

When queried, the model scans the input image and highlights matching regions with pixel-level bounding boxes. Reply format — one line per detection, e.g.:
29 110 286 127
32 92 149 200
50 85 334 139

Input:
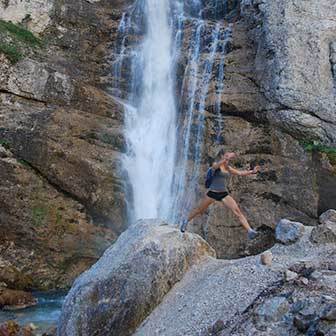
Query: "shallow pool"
0 291 66 332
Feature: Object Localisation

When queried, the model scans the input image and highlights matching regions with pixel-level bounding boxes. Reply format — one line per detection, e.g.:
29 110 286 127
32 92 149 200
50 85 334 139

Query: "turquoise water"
0 291 66 331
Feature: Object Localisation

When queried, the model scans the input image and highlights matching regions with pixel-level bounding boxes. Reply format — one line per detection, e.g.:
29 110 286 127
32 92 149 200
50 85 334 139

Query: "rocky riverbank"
59 211 336 336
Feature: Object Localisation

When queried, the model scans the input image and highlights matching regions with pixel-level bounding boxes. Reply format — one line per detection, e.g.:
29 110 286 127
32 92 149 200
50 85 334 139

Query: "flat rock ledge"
58 219 215 336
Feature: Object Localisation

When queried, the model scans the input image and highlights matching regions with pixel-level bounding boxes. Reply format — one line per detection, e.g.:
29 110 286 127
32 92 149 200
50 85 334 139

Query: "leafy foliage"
302 141 336 166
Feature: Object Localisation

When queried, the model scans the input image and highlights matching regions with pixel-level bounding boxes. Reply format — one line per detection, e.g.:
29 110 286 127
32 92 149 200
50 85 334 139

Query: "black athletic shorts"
207 190 229 201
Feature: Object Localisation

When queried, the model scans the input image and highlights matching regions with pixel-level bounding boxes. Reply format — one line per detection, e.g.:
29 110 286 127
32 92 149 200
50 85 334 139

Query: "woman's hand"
252 165 261 174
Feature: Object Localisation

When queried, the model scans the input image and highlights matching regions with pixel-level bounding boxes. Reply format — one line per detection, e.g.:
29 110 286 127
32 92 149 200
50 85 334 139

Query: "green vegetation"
17 158 30 167
302 141 336 166
0 42 22 63
0 139 11 150
56 210 62 226
0 19 42 64
32 206 47 227
0 19 41 46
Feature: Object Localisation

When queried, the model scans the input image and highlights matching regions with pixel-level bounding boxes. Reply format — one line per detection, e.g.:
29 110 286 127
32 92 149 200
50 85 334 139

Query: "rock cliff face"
0 0 335 288
183 0 336 258
0 0 129 289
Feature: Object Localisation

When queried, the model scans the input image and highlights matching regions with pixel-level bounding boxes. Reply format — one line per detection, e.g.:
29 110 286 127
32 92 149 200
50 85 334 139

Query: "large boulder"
58 220 215 336
255 296 290 323
275 219 305 245
311 209 336 244
319 210 336 226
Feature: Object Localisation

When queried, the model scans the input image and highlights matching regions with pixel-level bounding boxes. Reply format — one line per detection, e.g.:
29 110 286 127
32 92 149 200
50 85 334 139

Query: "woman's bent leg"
181 195 215 232
221 195 252 231
187 196 215 222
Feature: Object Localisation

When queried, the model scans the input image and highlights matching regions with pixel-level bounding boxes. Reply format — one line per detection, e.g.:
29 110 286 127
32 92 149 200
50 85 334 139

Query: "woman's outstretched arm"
228 165 260 176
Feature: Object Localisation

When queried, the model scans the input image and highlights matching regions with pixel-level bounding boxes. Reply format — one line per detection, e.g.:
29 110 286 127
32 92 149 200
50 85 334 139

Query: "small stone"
321 304 336 321
291 300 308 314
310 271 323 281
285 270 298 281
321 295 336 303
260 252 273 266
293 315 311 333
275 219 305 245
0 282 7 289
212 320 224 333
300 305 318 319
290 261 315 278
256 297 290 322
299 277 309 285
320 273 336 290
0 145 12 158
28 323 37 330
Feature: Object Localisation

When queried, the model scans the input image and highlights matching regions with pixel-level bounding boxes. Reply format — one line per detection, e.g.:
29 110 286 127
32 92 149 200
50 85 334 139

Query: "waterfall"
112 1 232 224
122 0 177 222
215 25 232 143
113 14 129 83
171 20 204 221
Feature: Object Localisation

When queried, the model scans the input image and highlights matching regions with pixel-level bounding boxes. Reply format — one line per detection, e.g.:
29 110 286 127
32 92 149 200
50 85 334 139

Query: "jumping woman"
180 150 259 240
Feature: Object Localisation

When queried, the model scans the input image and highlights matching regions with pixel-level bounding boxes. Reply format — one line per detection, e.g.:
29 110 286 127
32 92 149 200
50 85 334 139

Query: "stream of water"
0 292 65 331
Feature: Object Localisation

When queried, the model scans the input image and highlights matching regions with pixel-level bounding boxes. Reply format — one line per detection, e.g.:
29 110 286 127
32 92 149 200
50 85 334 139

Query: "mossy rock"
0 20 41 46
0 19 42 64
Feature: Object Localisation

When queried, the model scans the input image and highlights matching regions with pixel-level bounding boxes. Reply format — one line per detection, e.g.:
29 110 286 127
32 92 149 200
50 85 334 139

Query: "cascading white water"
113 0 234 224
123 0 177 221
114 14 128 78
215 26 232 142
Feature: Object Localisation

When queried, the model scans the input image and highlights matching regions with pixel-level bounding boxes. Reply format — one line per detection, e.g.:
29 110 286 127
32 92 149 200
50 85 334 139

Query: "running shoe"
180 219 188 233
247 229 258 240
